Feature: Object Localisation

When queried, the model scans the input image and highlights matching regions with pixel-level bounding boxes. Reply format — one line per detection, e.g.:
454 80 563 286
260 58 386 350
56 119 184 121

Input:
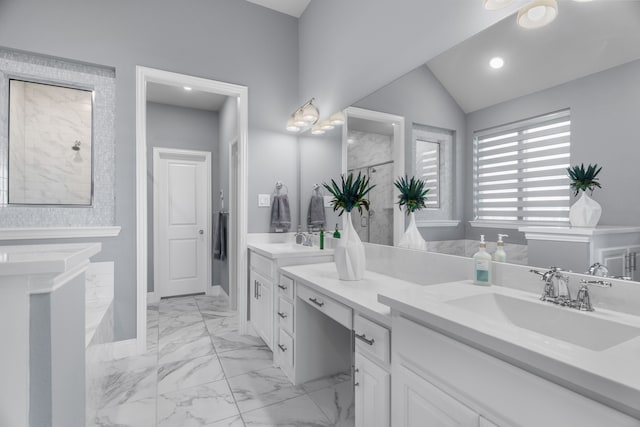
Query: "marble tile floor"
90 294 355 427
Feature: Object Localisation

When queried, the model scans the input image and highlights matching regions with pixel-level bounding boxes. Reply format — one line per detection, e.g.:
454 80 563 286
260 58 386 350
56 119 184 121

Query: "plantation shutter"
416 139 440 208
473 109 571 225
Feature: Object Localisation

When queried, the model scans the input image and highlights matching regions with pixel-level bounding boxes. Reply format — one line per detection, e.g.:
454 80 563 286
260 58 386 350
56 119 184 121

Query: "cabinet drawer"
250 251 274 279
278 274 294 300
297 284 352 329
354 314 390 365
278 328 294 370
278 297 294 333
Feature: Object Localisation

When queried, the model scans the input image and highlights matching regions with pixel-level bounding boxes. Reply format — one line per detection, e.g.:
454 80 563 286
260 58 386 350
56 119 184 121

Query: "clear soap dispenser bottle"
473 235 492 286
494 234 508 262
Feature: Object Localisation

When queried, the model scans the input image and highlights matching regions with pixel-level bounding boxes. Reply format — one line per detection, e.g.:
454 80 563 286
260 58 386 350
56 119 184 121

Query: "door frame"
343 107 405 246
153 147 212 299
136 66 249 354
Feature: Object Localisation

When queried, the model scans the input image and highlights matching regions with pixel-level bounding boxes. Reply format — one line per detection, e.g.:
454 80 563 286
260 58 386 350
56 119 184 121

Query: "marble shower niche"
9 80 93 205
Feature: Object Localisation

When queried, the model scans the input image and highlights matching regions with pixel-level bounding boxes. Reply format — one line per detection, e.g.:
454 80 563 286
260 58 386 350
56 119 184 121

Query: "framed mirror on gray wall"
8 79 93 206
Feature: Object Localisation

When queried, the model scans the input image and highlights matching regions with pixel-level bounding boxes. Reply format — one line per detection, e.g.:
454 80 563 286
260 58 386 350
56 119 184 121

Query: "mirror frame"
343 106 405 246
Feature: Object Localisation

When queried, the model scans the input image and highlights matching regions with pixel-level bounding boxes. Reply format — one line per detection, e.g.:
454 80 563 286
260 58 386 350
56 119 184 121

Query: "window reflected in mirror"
9 79 93 206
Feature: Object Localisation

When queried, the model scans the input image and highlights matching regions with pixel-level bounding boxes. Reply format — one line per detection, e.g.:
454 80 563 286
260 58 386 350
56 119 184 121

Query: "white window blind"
416 139 440 208
473 110 571 225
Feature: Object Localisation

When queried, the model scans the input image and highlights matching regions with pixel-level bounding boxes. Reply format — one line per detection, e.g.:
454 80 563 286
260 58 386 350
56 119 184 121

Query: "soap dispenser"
473 235 492 286
494 234 508 262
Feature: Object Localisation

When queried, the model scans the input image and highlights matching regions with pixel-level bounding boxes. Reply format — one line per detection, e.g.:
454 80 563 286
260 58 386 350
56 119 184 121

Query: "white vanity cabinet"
353 314 391 427
248 247 333 351
392 314 640 427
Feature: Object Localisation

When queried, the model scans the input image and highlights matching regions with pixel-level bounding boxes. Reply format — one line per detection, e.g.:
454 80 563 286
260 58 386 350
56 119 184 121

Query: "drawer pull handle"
278 344 287 352
278 284 288 290
278 311 288 319
309 297 325 307
355 332 375 346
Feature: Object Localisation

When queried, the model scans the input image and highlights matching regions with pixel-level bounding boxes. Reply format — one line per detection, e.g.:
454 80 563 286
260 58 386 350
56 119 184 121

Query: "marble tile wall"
347 130 392 170
0 48 115 226
9 81 93 205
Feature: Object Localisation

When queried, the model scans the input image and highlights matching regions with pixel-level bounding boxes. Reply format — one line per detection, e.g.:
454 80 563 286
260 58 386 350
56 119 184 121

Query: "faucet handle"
575 285 594 311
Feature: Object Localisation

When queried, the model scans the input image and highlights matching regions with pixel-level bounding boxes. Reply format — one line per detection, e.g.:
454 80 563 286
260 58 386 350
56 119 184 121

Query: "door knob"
199 229 204 235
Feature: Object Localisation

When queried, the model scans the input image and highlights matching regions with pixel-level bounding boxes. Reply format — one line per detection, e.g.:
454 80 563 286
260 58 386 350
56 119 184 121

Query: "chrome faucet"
530 267 571 304
586 262 609 277
574 279 612 311
301 232 313 247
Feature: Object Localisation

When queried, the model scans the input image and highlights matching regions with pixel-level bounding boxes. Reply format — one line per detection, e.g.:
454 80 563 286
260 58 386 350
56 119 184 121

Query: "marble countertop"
0 242 102 277
280 262 424 328
248 241 334 260
379 281 640 419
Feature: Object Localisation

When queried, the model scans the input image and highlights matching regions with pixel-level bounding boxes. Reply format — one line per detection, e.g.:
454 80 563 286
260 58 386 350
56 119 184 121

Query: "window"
473 110 571 225
413 125 454 224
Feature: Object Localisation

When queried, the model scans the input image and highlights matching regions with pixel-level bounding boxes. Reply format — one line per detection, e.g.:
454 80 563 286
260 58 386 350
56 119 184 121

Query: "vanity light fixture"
483 0 514 10
286 97 320 132
517 0 558 29
319 120 335 131
329 111 345 125
183 86 192 91
311 124 325 135
489 57 505 69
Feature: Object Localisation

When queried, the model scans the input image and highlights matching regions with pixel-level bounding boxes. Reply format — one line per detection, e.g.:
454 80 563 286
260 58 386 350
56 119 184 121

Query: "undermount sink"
447 292 640 351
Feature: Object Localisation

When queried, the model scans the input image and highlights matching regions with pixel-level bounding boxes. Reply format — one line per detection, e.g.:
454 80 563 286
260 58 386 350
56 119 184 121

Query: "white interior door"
154 148 211 298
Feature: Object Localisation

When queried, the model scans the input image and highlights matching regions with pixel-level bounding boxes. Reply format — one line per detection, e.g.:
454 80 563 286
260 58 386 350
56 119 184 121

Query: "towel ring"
273 181 289 196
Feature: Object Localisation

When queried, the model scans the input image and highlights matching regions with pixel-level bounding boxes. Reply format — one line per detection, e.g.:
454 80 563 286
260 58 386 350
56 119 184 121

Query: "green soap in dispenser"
473 235 492 285
333 223 341 239
494 234 508 262
319 226 325 250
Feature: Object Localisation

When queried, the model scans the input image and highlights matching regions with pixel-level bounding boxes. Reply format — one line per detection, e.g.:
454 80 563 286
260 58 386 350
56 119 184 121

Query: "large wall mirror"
8 79 93 206
309 1 640 281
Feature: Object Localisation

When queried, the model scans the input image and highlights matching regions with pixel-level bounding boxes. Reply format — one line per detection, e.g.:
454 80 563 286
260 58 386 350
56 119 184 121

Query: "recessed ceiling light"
483 0 514 10
489 57 505 69
517 0 558 29
183 86 192 91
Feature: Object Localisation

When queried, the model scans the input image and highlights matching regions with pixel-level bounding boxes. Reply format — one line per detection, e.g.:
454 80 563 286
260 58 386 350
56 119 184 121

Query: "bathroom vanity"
0 242 101 427
259 243 640 427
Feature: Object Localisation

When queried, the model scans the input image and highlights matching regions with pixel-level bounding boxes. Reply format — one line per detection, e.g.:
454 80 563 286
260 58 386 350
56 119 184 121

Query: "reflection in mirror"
344 108 404 246
340 1 640 279
9 79 93 205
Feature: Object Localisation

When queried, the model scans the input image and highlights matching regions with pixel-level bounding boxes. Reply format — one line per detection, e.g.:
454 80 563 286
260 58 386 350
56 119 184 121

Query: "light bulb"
293 109 306 127
517 0 558 29
302 102 319 123
483 0 514 10
329 112 345 125
320 120 334 130
311 125 325 135
286 117 300 132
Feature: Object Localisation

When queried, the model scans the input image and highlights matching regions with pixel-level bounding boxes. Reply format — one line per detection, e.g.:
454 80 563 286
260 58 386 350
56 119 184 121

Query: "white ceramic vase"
334 212 366 281
398 212 427 251
569 191 602 227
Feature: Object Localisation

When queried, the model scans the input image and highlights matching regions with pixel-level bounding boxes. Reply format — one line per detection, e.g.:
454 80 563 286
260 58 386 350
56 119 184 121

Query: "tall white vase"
334 212 366 281
398 212 427 251
569 192 602 227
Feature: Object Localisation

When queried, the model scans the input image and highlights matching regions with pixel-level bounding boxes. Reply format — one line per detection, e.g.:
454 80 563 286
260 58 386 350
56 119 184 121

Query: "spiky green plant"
394 175 429 215
323 172 375 216
567 163 602 196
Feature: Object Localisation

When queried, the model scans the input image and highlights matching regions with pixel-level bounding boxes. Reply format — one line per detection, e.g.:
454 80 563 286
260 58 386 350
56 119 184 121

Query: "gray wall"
146 102 220 293
299 0 517 118
354 64 467 241
465 59 640 243
30 274 85 427
0 0 299 340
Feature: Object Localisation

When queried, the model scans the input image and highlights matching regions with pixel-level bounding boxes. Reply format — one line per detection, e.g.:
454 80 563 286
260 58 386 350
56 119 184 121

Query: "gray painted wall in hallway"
0 0 299 340
465 59 640 243
146 102 220 294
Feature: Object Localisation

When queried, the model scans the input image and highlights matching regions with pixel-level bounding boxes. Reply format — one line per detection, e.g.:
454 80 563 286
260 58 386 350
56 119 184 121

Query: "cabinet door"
250 270 274 349
393 363 478 427
355 352 390 427
600 247 628 278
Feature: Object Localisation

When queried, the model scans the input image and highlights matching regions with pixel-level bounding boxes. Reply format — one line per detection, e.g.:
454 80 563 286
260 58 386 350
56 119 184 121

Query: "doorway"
153 148 211 298
135 67 249 355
